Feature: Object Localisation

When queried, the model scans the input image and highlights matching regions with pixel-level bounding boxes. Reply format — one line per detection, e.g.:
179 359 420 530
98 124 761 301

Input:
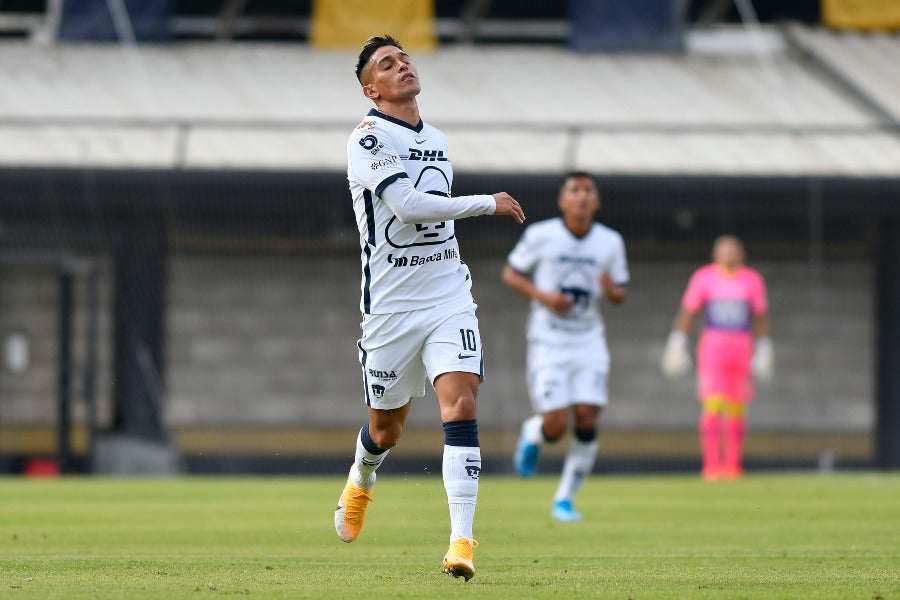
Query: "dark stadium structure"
0 167 896 473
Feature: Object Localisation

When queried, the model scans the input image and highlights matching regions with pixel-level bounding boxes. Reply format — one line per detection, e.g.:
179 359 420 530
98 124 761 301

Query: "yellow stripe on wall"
823 0 900 30
310 0 437 51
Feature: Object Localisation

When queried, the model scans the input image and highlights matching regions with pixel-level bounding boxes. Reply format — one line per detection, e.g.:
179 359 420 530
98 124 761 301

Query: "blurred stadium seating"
1 24 899 173
0 1 897 475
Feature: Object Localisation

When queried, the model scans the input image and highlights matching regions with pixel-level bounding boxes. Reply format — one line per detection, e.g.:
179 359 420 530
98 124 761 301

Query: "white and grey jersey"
347 108 494 314
507 217 629 346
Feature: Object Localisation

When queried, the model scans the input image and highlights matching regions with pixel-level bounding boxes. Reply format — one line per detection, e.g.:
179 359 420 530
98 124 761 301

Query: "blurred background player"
335 35 525 580
661 235 773 481
502 171 628 522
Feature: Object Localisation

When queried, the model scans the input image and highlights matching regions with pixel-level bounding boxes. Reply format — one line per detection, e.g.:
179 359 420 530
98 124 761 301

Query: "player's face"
558 176 600 222
362 46 421 103
713 237 745 270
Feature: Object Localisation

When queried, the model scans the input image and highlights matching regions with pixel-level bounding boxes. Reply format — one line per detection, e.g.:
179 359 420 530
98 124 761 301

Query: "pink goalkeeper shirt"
681 264 768 402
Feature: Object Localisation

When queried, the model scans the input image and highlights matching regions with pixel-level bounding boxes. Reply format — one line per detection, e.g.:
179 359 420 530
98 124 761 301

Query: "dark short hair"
561 171 596 187
356 35 404 84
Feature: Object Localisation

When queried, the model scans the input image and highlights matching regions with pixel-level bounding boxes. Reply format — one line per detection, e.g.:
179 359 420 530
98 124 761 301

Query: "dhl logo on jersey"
405 148 448 161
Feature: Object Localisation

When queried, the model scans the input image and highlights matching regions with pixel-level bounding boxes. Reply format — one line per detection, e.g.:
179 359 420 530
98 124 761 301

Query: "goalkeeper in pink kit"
661 235 773 480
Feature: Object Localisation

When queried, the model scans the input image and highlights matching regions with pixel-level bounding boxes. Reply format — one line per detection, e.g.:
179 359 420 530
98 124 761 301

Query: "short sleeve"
507 225 541 274
608 233 630 286
681 268 707 312
750 270 768 315
348 122 408 197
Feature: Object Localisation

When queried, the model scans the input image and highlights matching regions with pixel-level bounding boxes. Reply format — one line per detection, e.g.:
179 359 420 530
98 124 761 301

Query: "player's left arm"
750 272 773 380
601 233 629 305
753 312 770 338
380 177 495 223
600 272 627 305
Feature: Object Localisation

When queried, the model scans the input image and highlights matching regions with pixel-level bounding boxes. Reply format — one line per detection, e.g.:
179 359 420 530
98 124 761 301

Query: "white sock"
553 439 598 503
352 430 389 489
522 414 545 445
443 444 480 542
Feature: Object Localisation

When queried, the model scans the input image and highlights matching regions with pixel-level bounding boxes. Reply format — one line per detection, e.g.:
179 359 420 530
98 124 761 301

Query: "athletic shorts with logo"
358 298 484 410
527 338 610 413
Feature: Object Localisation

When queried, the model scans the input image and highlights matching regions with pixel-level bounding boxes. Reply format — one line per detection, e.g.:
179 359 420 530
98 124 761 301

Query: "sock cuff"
442 419 480 447
360 424 387 455
574 427 597 443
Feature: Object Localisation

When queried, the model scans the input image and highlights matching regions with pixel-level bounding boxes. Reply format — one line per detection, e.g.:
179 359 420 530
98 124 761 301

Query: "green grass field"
1 473 898 599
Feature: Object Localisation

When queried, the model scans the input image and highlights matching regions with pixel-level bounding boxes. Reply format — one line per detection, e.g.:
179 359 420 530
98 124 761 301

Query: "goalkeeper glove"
752 336 774 382
661 331 692 378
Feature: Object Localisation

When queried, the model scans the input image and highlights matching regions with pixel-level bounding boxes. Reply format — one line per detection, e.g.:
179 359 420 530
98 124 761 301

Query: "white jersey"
347 108 493 314
507 217 629 346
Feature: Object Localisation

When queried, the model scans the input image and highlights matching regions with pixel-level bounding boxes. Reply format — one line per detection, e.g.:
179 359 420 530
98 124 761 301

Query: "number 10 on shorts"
460 329 477 352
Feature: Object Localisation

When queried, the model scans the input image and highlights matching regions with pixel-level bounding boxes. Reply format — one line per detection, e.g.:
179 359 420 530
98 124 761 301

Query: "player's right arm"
502 225 572 315
661 312 694 378
672 307 697 336
501 264 574 315
661 270 704 378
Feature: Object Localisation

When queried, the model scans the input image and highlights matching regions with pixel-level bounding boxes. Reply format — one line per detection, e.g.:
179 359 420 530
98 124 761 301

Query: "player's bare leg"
436 372 481 581
334 404 409 542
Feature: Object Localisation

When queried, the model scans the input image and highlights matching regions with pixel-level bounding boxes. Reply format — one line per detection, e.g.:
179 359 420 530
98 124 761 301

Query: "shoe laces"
344 486 373 523
449 537 479 560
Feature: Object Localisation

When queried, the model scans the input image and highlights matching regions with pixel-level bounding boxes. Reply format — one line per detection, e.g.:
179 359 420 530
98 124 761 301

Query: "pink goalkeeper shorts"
696 330 754 402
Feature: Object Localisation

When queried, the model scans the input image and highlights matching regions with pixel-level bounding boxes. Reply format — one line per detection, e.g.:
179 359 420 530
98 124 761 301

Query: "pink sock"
699 412 722 473
724 417 747 471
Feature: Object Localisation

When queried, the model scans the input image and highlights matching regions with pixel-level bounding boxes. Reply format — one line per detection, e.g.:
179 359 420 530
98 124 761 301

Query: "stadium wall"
0 168 895 472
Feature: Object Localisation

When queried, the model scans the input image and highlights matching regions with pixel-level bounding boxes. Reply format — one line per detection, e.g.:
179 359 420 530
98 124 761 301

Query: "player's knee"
437 379 478 421
573 406 600 430
702 396 726 415
440 394 476 422
723 401 747 418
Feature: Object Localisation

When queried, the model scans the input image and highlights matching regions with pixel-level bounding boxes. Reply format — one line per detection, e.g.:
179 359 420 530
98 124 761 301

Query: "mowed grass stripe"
1 474 898 599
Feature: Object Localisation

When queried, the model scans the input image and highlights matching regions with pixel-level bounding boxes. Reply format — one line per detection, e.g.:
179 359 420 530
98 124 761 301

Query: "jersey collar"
368 108 424 133
559 217 593 240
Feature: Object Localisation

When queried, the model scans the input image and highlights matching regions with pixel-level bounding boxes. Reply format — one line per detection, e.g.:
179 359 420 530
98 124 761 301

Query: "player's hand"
752 337 774 382
492 192 525 224
539 291 575 316
661 330 692 377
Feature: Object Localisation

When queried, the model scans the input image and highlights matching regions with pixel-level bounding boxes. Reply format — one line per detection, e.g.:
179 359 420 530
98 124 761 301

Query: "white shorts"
357 301 484 410
527 339 610 414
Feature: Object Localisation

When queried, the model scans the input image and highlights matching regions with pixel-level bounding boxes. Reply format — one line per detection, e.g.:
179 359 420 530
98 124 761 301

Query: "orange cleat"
442 537 479 581
334 471 374 543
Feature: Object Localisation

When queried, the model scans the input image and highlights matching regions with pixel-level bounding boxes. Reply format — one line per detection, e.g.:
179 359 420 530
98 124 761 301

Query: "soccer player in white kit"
502 172 628 522
334 35 525 581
